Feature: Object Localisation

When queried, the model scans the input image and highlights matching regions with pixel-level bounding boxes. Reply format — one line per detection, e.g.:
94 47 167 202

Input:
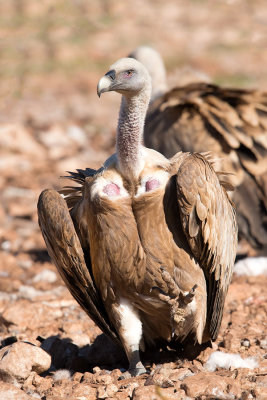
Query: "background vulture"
130 46 267 257
38 58 237 376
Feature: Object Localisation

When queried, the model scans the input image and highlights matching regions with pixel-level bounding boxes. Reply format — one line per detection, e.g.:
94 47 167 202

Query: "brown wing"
145 82 267 254
37 189 120 346
174 153 238 340
145 83 267 162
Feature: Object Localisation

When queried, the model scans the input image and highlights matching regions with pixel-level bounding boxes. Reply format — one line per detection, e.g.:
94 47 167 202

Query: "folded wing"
37 189 120 345
174 153 238 339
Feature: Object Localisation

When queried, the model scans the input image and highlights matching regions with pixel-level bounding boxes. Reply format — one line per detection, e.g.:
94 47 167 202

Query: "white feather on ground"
205 351 258 372
234 257 267 276
52 369 72 381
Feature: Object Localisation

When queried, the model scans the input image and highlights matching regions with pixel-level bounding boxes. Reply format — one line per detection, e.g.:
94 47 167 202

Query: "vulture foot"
127 349 147 377
155 269 198 326
129 363 147 377
129 367 147 377
119 361 146 379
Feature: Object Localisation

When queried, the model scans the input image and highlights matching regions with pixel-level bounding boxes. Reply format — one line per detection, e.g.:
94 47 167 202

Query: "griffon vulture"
38 58 237 376
130 46 267 256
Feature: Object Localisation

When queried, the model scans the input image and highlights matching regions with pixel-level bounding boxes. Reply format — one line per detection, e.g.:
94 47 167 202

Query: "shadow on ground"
33 333 211 375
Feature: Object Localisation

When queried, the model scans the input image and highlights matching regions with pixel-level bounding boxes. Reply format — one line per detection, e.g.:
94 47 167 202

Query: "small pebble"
241 339 250 348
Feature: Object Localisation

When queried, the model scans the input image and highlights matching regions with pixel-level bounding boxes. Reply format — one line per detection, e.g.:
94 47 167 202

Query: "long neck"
116 87 150 180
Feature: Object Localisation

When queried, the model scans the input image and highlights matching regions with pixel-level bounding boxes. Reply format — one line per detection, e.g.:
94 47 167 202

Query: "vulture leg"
110 302 146 377
119 335 146 377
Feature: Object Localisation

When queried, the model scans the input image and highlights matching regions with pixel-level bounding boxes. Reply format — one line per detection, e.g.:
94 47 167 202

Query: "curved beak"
97 70 116 98
97 76 111 98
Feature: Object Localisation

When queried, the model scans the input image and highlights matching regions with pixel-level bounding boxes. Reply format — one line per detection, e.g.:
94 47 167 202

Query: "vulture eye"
124 70 134 78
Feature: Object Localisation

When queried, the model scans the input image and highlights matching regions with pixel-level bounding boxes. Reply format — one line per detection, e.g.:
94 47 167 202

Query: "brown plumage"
131 46 267 255
38 58 237 376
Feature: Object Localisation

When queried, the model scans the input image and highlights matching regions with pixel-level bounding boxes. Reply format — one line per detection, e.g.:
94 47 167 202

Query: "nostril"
105 69 116 81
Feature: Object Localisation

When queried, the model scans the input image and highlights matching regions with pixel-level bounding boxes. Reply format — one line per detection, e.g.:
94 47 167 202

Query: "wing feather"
175 153 237 340
37 189 120 345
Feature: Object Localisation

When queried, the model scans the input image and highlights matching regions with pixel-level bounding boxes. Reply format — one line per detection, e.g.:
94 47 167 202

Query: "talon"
179 284 198 305
191 284 198 292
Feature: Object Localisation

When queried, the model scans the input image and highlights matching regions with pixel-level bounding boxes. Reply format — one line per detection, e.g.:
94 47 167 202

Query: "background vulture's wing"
174 153 238 340
145 83 267 254
37 188 120 346
145 83 267 170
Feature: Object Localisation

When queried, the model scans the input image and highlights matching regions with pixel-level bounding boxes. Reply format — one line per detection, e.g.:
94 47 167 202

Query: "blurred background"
0 0 267 369
1 0 267 126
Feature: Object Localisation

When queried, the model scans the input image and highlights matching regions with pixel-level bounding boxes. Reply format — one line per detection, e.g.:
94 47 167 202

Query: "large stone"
180 371 241 399
0 341 51 381
0 382 32 400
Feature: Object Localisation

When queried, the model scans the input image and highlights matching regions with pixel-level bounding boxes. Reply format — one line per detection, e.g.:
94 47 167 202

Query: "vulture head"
97 57 152 98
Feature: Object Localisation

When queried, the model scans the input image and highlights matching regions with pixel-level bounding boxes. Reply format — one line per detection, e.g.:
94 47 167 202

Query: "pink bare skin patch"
145 179 160 192
103 183 120 197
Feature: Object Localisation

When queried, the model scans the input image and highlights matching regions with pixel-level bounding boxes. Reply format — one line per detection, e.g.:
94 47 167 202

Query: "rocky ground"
0 102 266 400
1 1 267 399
